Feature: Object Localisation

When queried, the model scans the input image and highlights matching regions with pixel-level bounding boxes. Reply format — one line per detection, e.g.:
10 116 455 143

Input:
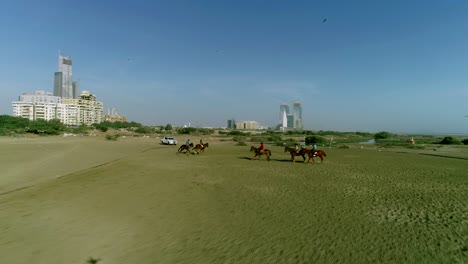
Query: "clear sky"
1 0 468 134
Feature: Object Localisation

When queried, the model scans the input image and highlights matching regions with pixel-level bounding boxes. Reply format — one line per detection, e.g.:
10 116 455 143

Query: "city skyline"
279 102 303 131
1 1 468 133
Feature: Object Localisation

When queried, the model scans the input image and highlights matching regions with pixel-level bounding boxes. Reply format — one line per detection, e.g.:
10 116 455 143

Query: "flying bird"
322 18 327 23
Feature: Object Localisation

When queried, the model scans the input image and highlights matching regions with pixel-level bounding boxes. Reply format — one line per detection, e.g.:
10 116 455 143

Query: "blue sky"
1 0 468 133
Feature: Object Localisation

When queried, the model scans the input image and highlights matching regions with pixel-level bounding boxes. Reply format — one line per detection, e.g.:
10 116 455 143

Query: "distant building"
12 91 62 121
278 102 303 130
227 118 236 129
72 81 79 99
62 91 103 125
292 102 303 130
18 90 61 104
236 121 257 130
54 55 73 99
102 107 127 123
12 91 80 126
287 114 294 129
12 55 107 127
279 104 289 129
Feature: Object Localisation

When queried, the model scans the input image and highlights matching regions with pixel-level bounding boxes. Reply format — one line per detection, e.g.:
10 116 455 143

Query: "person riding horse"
311 140 318 156
258 142 265 154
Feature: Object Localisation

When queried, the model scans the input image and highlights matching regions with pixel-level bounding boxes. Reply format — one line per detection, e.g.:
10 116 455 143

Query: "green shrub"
267 135 283 142
250 137 268 143
232 136 245 142
177 127 197 134
305 135 326 145
374 131 392 140
462 139 468 145
135 126 152 134
338 144 350 149
439 137 462 145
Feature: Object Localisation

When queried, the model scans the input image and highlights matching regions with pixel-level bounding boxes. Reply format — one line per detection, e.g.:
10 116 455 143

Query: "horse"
301 148 327 163
250 146 272 161
178 142 194 153
284 146 306 162
192 142 209 153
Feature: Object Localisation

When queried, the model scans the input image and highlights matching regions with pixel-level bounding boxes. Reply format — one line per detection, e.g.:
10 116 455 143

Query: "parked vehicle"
161 136 177 145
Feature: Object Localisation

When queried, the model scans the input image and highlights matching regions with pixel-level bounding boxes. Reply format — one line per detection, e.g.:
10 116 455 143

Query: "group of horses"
250 145 326 163
177 141 325 163
178 142 209 154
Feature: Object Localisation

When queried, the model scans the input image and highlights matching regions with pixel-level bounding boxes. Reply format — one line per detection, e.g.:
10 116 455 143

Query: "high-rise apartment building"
62 91 103 125
54 55 73 99
12 91 80 126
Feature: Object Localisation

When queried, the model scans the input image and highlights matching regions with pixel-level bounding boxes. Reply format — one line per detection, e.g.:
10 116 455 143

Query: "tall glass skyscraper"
279 104 289 128
279 102 303 130
54 55 73 98
292 102 303 129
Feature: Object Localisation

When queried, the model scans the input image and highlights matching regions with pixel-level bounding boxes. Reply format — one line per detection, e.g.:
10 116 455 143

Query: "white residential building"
12 90 102 126
236 121 258 130
18 90 61 104
12 91 62 121
62 91 103 125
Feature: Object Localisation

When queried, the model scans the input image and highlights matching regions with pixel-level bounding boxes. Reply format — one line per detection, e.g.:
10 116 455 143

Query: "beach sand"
0 136 467 263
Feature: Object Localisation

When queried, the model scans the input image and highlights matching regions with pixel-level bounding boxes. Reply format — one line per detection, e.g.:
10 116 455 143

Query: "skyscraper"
72 81 79 99
227 118 236 129
54 55 73 99
292 102 303 129
279 104 289 129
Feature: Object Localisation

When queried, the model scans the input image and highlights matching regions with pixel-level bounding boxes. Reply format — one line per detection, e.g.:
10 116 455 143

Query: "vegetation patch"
439 137 462 145
105 134 121 141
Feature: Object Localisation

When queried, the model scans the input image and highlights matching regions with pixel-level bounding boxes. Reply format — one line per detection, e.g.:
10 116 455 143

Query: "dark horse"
301 148 327 163
192 142 209 153
284 146 306 162
250 146 272 161
178 142 194 153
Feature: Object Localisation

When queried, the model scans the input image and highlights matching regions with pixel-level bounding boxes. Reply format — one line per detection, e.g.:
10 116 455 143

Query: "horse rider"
199 139 204 148
311 140 317 156
295 143 300 154
258 142 265 154
185 138 190 146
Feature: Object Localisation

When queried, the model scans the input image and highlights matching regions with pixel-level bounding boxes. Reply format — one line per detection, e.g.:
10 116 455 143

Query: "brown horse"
250 146 272 161
284 146 306 162
192 142 209 153
301 148 327 163
178 142 194 153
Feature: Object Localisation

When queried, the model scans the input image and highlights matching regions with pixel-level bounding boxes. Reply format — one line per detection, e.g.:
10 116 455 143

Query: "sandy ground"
0 136 467 263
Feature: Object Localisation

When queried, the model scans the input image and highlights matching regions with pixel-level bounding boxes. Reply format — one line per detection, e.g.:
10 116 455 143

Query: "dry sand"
0 136 467 263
